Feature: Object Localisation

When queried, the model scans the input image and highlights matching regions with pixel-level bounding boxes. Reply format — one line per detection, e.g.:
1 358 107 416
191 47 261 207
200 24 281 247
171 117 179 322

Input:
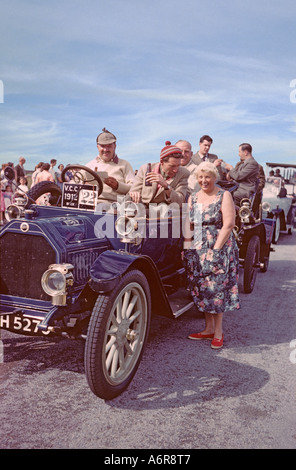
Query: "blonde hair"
194 161 219 180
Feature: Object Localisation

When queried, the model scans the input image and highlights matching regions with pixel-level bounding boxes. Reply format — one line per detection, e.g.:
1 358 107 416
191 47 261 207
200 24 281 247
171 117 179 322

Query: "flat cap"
96 128 117 144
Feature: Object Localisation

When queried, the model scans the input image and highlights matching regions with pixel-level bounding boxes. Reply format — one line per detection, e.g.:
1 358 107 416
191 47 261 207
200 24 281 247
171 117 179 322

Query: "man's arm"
228 158 259 182
116 161 135 194
164 169 189 205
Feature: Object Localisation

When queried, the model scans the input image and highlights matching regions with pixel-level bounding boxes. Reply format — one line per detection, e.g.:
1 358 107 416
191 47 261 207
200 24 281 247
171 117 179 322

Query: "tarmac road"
1 230 296 450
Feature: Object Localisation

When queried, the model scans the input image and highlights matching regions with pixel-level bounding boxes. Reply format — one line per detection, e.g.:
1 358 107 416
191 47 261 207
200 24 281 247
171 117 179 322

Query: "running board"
173 301 195 318
168 288 194 318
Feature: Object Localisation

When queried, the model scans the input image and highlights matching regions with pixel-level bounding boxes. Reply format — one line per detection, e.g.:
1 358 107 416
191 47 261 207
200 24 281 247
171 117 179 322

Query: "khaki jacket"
129 162 189 206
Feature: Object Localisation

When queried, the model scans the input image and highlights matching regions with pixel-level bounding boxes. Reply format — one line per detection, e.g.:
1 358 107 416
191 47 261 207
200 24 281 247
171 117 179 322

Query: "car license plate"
0 313 50 336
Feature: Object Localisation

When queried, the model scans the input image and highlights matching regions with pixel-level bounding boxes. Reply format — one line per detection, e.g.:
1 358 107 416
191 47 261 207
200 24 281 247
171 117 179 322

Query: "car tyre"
287 207 296 234
26 181 62 207
85 269 151 399
272 215 281 244
260 241 271 273
243 235 260 293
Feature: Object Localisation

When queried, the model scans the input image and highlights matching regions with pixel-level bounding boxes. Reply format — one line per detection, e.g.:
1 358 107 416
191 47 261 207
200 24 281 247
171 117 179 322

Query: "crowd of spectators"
0 157 68 225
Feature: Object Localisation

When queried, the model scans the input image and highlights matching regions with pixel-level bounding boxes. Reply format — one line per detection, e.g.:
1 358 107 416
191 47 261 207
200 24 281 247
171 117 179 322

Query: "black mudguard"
89 250 173 317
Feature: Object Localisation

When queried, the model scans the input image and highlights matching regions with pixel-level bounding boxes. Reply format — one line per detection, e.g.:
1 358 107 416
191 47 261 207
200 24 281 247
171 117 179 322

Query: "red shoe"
211 334 224 349
188 332 214 340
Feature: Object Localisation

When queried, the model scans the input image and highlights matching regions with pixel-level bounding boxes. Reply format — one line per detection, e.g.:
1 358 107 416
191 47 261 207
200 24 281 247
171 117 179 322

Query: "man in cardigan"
129 141 189 207
86 128 135 204
225 143 259 206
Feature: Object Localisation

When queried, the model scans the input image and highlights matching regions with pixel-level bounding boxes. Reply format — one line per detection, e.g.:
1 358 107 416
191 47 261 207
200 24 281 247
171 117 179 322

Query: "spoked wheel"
243 235 260 293
25 181 62 207
85 269 151 400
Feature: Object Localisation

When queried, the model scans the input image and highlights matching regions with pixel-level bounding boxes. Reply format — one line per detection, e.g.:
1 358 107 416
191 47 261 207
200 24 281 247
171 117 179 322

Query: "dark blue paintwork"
0 203 184 334
0 180 275 336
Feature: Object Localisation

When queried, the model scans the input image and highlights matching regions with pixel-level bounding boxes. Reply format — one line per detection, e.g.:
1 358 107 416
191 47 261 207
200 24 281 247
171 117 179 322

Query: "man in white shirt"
86 128 135 204
192 135 227 180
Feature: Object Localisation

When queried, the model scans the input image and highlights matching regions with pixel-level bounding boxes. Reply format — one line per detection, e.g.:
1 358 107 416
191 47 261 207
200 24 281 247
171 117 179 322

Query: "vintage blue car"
0 165 274 399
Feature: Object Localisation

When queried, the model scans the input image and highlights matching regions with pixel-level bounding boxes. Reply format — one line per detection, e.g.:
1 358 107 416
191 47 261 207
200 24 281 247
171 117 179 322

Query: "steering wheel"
61 164 103 196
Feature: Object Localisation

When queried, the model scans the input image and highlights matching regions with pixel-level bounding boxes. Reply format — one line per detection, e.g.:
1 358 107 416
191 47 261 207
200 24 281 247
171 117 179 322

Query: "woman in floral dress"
183 162 240 349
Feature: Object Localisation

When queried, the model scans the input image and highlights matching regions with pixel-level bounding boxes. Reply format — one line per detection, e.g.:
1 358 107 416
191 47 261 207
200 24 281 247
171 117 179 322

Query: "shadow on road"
1 334 85 379
103 310 270 409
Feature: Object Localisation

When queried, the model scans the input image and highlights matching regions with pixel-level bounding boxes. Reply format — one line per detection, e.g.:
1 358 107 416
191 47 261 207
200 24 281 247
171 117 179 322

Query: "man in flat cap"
86 128 135 204
129 141 189 207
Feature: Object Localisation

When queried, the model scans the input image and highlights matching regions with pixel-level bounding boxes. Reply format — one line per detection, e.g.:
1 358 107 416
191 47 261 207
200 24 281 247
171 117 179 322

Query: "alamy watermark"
0 80 3 103
92 200 197 242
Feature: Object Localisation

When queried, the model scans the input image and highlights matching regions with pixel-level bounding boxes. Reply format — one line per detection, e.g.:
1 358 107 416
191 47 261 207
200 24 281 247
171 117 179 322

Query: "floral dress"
183 189 240 314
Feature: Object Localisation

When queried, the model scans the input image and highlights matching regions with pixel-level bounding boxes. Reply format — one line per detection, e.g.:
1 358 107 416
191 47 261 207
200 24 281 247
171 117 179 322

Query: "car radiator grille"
68 249 102 285
0 232 56 300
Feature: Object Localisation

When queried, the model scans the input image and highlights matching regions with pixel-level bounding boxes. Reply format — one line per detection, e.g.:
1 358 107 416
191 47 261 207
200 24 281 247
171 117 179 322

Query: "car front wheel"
243 235 260 293
85 269 151 400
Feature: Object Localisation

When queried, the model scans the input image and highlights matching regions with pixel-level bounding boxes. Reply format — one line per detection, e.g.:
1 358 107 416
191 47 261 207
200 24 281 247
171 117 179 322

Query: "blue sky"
1 0 296 172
